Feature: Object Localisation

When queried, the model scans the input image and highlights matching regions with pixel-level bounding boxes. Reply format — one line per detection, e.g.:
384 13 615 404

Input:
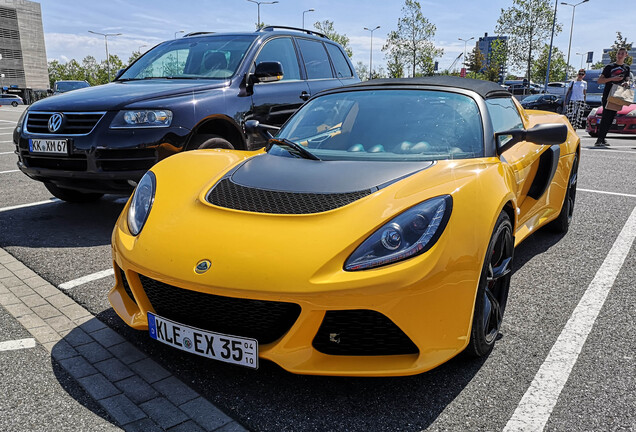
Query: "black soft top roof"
347 76 512 99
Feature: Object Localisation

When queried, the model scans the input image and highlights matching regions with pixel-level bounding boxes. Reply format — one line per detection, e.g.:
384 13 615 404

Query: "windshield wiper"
267 138 321 161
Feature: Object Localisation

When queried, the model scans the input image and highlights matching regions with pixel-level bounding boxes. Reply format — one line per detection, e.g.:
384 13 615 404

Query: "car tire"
11 101 18 107
465 211 514 358
548 153 578 234
44 183 104 203
196 135 234 150
588 132 598 138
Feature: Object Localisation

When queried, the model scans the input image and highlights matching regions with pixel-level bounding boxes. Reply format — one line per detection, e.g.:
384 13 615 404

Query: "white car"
545 82 567 96
0 94 23 107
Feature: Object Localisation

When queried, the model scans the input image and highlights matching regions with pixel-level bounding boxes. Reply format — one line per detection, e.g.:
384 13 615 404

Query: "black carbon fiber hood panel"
229 154 433 193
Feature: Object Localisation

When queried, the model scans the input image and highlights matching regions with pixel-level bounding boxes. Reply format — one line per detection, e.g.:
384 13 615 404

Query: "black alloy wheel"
11 101 18 107
549 153 578 233
466 211 514 357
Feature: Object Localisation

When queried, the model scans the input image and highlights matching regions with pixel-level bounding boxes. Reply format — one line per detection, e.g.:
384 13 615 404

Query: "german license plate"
147 312 258 369
29 138 68 154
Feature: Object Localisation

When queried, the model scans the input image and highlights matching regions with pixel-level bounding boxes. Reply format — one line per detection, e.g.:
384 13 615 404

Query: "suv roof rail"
184 32 216 37
259 25 329 39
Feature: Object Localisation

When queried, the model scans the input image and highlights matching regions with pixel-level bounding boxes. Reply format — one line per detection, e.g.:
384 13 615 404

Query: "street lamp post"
458 37 475 73
174 30 184 39
363 26 380 81
246 0 279 29
302 9 314 30
544 0 559 93
561 0 589 81
88 30 122 82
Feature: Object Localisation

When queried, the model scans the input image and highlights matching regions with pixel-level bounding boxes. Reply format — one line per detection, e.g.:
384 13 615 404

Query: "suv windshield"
276 89 484 161
120 35 256 80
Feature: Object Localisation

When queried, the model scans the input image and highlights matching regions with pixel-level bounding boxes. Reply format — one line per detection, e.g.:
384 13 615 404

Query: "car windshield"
55 81 89 92
275 89 484 162
119 35 256 80
523 95 542 102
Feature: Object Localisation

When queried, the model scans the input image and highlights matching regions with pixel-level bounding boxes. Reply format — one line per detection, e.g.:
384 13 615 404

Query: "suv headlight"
128 171 156 236
345 195 452 271
110 110 173 128
15 109 28 132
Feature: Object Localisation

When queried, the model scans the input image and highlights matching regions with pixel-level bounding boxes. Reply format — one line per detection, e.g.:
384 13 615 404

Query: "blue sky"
40 0 625 75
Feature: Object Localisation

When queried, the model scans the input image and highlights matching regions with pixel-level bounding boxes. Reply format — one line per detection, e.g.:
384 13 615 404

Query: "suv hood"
31 79 231 111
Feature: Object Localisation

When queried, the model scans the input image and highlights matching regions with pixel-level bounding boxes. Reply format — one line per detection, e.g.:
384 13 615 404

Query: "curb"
0 247 248 432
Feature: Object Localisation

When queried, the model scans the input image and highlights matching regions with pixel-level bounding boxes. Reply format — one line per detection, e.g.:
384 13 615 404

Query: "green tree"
355 61 369 81
382 0 443 77
483 38 508 83
532 44 568 83
385 50 405 78
128 51 143 65
606 31 633 65
466 46 485 73
314 20 353 58
590 61 605 70
495 0 562 82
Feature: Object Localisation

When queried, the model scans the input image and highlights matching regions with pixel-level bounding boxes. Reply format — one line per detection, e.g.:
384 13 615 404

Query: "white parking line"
578 188 636 199
0 198 59 213
582 148 636 155
0 338 36 351
58 269 115 291
0 169 18 174
505 204 636 431
0 151 14 155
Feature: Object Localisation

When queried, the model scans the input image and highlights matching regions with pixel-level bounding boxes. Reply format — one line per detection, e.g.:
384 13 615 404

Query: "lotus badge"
195 259 211 274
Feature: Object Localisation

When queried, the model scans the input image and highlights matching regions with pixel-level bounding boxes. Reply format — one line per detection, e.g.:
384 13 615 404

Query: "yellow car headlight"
345 195 452 271
128 171 156 236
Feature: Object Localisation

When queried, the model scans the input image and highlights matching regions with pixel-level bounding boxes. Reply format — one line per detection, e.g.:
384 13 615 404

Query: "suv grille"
313 310 419 356
25 112 105 135
207 178 373 214
139 274 301 345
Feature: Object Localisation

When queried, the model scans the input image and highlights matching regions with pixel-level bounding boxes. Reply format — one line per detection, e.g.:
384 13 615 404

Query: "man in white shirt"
565 69 587 129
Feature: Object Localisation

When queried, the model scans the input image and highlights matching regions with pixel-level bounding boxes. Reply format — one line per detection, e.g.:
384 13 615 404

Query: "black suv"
14 26 359 202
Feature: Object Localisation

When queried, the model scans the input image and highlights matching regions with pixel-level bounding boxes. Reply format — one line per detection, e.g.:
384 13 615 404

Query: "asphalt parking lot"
1 104 635 431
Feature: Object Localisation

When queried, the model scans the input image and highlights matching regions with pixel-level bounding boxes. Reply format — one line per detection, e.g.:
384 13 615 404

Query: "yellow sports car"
109 77 579 376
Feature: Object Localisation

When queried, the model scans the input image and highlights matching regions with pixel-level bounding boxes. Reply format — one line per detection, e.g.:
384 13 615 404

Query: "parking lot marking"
582 148 636 155
578 188 636 199
0 169 18 174
505 205 636 431
0 338 36 351
58 269 115 290
0 151 14 155
0 198 60 213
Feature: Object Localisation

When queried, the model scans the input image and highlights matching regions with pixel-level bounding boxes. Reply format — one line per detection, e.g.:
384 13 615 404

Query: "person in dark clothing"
595 47 631 146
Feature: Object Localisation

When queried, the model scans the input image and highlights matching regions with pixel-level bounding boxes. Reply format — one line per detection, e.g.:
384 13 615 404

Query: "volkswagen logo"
47 113 64 133
194 259 211 274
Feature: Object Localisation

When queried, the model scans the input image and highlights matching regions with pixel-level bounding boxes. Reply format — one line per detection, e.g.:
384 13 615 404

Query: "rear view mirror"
253 62 284 83
496 123 568 154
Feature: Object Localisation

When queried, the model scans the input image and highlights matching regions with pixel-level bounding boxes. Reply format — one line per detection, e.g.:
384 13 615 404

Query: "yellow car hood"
117 150 493 295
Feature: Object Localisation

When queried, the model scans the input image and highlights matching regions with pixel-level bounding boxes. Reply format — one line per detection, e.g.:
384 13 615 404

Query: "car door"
295 38 344 97
248 36 310 130
487 98 558 225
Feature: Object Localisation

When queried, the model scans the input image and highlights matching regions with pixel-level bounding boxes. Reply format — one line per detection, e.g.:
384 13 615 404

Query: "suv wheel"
194 135 234 150
44 183 104 203
11 101 18 107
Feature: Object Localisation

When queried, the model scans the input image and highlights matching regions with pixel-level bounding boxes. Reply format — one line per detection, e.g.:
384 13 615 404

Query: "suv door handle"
300 91 311 101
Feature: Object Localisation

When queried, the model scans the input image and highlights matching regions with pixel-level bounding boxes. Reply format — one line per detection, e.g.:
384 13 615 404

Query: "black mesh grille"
120 269 135 304
95 148 157 172
26 112 104 135
139 274 301 344
20 150 87 171
207 178 373 214
313 310 419 356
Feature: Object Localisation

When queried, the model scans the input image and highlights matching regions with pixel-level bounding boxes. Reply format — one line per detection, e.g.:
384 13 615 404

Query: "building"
0 0 48 100
476 32 508 81
601 47 636 65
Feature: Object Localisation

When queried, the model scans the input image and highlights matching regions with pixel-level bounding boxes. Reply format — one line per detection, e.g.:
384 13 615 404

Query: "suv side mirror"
114 68 126 80
253 62 284 83
495 123 568 154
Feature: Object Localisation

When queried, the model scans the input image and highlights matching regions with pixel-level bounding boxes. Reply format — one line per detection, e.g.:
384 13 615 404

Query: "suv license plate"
29 138 68 154
148 312 258 369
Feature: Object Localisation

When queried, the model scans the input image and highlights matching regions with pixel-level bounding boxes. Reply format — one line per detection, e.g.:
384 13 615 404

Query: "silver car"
0 94 24 107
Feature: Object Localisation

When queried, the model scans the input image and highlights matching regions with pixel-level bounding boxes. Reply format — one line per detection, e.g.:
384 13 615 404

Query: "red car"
586 104 636 137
